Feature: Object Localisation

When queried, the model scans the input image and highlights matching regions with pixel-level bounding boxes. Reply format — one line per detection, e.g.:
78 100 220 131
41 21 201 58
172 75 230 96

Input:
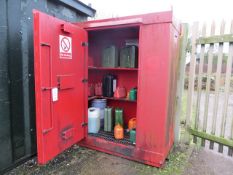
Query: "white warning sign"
59 35 72 59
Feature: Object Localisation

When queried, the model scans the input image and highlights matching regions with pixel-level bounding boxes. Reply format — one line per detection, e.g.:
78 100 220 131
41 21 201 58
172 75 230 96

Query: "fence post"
184 22 199 144
219 20 233 153
194 23 206 144
174 24 189 143
210 20 225 149
202 22 216 146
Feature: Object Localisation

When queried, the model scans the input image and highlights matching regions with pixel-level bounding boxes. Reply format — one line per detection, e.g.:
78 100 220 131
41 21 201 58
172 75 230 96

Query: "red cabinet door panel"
33 10 87 164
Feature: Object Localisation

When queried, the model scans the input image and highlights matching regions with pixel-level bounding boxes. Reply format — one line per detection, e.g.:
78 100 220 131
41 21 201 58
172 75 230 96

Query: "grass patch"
157 147 191 175
133 144 193 175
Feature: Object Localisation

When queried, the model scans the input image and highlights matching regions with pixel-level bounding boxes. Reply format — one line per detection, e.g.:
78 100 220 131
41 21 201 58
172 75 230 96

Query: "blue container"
91 99 107 128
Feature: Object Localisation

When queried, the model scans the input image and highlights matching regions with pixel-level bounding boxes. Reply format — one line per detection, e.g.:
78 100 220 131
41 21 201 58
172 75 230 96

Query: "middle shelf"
88 96 137 102
88 66 138 71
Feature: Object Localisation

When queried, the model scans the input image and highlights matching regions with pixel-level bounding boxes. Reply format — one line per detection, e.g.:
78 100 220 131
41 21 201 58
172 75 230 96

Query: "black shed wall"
0 0 94 173
0 0 12 170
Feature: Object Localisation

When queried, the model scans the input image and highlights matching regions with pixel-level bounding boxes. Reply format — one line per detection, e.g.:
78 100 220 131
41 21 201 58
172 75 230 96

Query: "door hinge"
82 42 88 47
82 79 88 83
81 122 88 127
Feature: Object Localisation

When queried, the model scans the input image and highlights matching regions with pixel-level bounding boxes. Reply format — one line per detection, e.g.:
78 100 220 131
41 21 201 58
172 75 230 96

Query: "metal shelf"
88 66 138 71
88 96 137 102
88 130 134 146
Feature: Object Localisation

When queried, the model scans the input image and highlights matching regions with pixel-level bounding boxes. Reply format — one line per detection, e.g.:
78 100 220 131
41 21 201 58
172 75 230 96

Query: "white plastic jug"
88 107 100 133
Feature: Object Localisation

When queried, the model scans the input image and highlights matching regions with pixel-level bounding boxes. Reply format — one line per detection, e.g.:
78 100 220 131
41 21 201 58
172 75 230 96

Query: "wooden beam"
196 34 233 44
188 128 233 148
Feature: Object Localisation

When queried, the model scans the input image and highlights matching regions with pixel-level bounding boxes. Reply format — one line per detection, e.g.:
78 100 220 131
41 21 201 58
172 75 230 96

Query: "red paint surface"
83 11 180 167
34 10 180 167
33 10 87 164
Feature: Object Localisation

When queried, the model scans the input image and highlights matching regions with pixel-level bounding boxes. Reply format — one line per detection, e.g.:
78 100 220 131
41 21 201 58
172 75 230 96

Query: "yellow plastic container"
114 124 124 140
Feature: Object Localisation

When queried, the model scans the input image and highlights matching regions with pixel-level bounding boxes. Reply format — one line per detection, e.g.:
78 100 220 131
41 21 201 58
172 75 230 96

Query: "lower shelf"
88 130 135 146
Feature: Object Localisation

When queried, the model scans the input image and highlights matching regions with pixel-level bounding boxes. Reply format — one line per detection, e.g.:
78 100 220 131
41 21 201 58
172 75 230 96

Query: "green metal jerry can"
104 107 113 132
102 45 118 67
120 46 138 68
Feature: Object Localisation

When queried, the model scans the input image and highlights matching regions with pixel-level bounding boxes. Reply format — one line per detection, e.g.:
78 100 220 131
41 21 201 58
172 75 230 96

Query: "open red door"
33 10 87 164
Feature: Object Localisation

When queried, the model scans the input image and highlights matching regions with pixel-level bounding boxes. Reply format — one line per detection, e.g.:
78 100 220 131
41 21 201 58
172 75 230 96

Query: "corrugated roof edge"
58 0 96 17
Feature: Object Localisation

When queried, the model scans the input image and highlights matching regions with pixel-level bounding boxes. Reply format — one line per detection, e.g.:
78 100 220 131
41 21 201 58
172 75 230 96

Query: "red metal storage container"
33 10 180 167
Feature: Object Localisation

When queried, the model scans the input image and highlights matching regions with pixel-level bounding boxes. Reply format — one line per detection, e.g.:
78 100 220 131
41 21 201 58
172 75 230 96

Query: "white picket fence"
183 21 233 156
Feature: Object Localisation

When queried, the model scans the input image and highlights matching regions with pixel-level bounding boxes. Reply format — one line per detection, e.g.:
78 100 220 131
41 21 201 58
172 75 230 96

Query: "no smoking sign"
59 35 72 59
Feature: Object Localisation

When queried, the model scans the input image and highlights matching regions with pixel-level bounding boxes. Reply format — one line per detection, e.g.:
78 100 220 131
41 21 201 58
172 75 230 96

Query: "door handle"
41 86 58 91
43 127 53 134
40 42 55 134
41 87 58 134
41 87 53 91
41 87 59 102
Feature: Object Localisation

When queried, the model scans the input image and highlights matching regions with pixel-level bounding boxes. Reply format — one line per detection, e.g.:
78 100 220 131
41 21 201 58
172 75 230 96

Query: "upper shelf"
88 66 138 71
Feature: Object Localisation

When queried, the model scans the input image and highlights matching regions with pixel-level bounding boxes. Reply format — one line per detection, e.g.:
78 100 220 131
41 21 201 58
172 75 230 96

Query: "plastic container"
102 74 117 97
88 107 100 133
130 129 136 144
95 83 102 96
128 117 136 130
114 87 126 98
129 88 137 101
114 124 124 140
91 99 107 128
115 108 123 126
88 84 95 97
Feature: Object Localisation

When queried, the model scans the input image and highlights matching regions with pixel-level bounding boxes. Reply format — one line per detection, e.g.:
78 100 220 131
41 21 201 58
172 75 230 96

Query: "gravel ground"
5 144 192 175
4 140 233 175
183 147 233 175
5 90 233 175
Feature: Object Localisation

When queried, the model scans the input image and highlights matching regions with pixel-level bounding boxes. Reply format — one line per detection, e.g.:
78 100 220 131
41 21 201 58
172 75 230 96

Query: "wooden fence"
185 21 233 156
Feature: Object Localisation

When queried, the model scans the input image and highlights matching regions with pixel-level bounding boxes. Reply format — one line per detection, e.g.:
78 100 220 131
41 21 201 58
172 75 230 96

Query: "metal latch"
41 87 53 91
82 42 88 47
81 122 88 127
40 42 50 47
62 128 74 140
82 79 88 83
